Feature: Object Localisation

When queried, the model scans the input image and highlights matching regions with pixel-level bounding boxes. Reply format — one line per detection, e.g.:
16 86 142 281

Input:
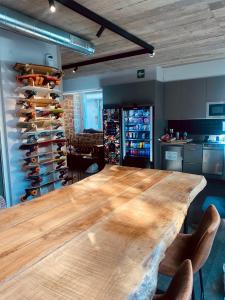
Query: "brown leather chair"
154 259 193 300
159 205 220 300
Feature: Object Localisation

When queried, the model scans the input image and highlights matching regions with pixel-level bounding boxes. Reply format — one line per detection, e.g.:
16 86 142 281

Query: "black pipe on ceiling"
62 49 151 70
55 0 154 54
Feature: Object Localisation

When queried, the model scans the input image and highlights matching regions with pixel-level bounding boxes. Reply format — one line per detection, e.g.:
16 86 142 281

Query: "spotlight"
149 51 155 58
48 0 56 13
73 67 78 73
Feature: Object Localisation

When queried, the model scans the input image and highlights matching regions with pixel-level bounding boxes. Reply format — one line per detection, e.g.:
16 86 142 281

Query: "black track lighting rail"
55 0 154 54
63 49 150 70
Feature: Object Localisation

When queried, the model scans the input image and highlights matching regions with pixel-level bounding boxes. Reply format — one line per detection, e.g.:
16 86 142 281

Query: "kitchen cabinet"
161 143 203 175
202 144 224 176
161 145 183 172
183 144 203 175
183 162 202 175
164 79 206 120
206 76 225 102
164 76 225 120
180 80 206 119
164 82 182 120
183 144 202 162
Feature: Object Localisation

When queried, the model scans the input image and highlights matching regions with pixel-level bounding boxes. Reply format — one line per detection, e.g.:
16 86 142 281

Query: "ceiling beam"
55 0 154 54
62 49 151 70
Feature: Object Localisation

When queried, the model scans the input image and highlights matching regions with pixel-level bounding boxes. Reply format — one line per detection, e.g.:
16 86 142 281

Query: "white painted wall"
161 58 225 82
63 75 102 93
64 58 225 93
0 28 60 206
63 66 157 93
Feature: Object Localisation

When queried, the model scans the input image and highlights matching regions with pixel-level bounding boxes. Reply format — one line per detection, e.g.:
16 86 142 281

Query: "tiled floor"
157 179 225 300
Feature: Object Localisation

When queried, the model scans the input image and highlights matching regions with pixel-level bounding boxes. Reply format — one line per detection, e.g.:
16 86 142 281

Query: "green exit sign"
137 69 145 79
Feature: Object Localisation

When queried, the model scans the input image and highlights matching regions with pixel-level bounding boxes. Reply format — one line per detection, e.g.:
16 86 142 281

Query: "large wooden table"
0 166 206 299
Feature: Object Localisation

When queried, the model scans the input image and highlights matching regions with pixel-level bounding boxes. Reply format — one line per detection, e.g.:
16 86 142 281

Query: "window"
74 90 103 133
82 91 103 131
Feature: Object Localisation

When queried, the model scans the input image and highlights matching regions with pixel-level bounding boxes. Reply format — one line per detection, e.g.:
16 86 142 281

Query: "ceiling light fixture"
149 51 155 58
48 0 56 13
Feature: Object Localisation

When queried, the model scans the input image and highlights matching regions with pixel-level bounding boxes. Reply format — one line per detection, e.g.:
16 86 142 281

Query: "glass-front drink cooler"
103 107 121 165
122 106 153 164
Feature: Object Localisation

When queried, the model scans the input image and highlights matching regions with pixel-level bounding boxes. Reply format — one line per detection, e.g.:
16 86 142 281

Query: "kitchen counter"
160 139 192 145
160 140 225 179
160 140 225 146
0 165 206 300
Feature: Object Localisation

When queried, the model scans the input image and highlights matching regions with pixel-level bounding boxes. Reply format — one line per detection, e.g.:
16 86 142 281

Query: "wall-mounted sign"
137 69 145 79
165 151 178 161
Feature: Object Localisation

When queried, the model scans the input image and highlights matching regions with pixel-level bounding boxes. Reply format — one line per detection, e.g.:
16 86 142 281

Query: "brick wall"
62 94 103 146
62 94 74 140
73 93 83 134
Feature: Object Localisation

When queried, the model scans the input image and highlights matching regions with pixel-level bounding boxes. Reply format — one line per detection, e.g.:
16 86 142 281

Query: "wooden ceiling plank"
1 0 225 73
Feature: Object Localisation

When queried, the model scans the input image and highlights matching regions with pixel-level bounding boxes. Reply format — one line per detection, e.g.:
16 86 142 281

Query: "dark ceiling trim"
62 49 150 70
55 0 154 53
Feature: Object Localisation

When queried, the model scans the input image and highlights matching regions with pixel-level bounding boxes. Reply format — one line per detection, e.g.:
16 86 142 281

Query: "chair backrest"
191 204 220 272
154 259 193 300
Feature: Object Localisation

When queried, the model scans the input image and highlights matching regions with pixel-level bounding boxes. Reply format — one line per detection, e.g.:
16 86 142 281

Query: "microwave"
207 102 225 118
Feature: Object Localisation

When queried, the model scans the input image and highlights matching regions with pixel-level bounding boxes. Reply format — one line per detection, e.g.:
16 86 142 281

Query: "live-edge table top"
0 165 206 299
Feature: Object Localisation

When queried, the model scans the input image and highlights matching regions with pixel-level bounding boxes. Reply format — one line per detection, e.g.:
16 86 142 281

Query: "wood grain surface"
0 165 206 299
1 1 225 75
